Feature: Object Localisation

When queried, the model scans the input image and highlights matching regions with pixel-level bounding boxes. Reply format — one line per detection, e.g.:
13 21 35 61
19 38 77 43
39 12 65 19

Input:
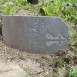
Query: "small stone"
27 0 38 4
39 8 45 15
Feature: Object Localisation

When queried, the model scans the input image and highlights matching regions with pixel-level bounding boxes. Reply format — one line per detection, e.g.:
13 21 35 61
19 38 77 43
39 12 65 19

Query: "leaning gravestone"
2 16 69 53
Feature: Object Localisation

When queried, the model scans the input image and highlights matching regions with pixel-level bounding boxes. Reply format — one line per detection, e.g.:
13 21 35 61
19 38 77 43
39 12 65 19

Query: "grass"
18 53 26 60
66 66 77 77
52 72 59 77
44 72 59 77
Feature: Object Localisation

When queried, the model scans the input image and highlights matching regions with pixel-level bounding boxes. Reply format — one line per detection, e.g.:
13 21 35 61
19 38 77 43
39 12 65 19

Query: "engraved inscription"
26 19 45 34
46 33 66 46
24 19 39 35
39 23 45 33
34 19 38 28
30 19 39 33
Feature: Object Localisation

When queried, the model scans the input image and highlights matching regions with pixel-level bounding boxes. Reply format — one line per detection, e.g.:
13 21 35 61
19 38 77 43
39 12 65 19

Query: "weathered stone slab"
2 16 69 53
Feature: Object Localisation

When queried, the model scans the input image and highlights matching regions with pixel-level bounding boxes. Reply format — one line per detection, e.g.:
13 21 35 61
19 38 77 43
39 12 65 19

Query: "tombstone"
27 0 38 4
2 16 69 54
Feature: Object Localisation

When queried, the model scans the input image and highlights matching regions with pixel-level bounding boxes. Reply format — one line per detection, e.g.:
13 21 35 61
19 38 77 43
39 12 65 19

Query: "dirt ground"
0 39 69 77
0 40 44 77
0 39 50 77
0 38 76 77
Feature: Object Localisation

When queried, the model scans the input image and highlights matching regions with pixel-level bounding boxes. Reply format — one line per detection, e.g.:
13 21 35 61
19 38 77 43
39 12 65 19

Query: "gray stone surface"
2 16 69 53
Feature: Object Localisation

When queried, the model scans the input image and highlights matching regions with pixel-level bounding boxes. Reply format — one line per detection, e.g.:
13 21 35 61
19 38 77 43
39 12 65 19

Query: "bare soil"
0 40 76 77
